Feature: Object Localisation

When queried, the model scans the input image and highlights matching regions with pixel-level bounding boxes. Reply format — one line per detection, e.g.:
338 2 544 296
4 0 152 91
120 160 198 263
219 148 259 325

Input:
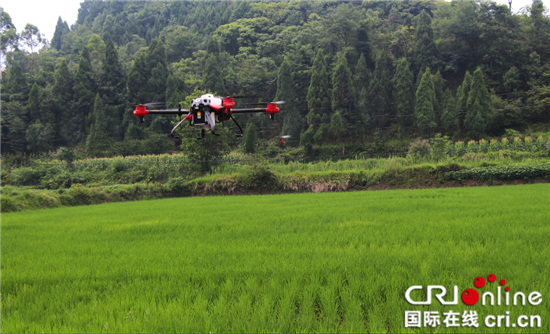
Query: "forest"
1 0 550 162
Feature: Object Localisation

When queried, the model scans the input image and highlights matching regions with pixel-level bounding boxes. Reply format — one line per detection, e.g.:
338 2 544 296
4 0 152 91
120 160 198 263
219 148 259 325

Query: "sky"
2 0 548 45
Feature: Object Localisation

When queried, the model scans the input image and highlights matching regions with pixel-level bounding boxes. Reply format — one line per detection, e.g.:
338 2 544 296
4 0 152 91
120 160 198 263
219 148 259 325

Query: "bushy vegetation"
2 185 549 332
444 163 550 181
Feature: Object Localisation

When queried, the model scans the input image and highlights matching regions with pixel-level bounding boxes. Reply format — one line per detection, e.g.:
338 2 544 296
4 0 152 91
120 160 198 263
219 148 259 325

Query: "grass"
2 184 549 332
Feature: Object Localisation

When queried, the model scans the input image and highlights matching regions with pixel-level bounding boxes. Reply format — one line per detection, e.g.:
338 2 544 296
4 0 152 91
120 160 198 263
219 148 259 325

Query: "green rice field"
2 184 549 333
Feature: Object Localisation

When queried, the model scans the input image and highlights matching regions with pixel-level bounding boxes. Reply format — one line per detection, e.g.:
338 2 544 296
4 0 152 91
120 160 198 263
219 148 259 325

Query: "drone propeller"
280 135 292 139
222 95 258 99
130 101 166 108
246 101 285 106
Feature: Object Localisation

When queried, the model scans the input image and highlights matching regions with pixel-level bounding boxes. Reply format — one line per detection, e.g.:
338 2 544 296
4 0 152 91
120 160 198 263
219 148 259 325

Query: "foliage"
244 122 257 154
415 67 436 137
2 0 550 160
444 163 550 181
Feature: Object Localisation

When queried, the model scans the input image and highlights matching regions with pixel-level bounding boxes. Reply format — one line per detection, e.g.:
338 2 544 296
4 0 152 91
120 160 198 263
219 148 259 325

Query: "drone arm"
231 107 268 114
148 109 189 115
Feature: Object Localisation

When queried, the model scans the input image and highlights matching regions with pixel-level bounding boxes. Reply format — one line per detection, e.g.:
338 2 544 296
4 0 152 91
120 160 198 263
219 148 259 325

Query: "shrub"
455 141 467 157
245 161 279 190
167 177 191 196
408 139 431 157
444 163 550 181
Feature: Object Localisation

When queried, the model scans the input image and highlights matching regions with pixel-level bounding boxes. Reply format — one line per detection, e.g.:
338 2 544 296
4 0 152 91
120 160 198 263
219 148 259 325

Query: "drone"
133 94 284 139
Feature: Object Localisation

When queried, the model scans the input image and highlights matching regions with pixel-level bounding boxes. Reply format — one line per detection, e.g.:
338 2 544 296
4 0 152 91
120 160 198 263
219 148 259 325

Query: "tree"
413 10 439 77
27 83 40 122
456 71 472 131
72 46 96 143
86 34 106 81
204 54 224 95
503 66 521 100
276 58 301 138
1 102 27 153
354 53 371 126
432 70 444 124
26 120 54 152
86 94 111 157
415 67 436 137
330 111 344 141
51 17 69 51
393 58 414 132
100 35 125 105
52 58 74 145
20 24 42 74
331 52 354 121
465 67 492 139
4 61 28 102
244 122 257 153
440 89 457 134
1 8 19 61
300 125 315 155
307 49 331 119
127 53 148 103
368 52 391 128
146 39 168 102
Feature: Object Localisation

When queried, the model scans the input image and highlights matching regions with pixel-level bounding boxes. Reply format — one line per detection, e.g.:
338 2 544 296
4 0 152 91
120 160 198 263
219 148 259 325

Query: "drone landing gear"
169 112 190 139
197 129 206 140
230 115 244 137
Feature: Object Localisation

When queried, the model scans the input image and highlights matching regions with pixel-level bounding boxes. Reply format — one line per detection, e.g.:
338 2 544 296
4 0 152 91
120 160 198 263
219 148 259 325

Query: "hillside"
1 0 550 163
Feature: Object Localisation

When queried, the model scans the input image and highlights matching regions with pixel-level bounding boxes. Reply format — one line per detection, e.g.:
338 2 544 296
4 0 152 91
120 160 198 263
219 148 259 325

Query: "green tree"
300 125 315 155
276 58 301 139
86 94 111 157
330 111 344 141
393 58 414 132
307 49 332 119
354 53 371 126
72 46 95 142
432 70 444 124
368 52 391 128
503 66 521 100
20 24 42 74
244 122 257 153
4 62 28 102
456 71 472 131
146 39 168 102
127 53 148 103
26 120 54 152
413 9 439 77
1 102 27 153
331 52 354 121
1 8 19 59
465 67 492 139
100 35 125 105
440 88 457 134
27 83 40 123
52 58 74 145
415 67 436 137
50 17 69 51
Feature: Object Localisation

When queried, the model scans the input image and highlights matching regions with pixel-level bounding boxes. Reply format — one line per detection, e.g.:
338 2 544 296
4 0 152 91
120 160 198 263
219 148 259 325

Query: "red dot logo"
505 287 510 291
488 274 496 282
500 279 506 285
462 289 479 305
474 277 486 288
